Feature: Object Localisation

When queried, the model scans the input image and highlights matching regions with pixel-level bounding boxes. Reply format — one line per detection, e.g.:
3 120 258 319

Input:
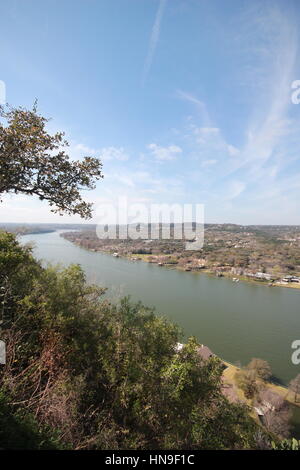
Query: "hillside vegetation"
0 231 267 450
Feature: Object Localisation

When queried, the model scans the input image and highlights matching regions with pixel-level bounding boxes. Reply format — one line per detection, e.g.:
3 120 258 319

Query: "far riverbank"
61 235 300 292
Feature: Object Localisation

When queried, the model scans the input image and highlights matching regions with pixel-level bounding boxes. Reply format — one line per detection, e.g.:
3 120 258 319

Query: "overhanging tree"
0 103 103 218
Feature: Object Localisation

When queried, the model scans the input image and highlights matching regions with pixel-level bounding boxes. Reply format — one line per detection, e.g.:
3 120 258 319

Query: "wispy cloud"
201 159 217 168
217 6 299 207
100 147 129 162
175 5 300 221
147 143 182 161
71 143 129 162
142 0 167 85
176 89 210 125
225 181 246 201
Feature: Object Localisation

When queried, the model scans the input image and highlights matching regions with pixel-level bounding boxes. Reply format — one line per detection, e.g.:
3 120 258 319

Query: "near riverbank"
223 361 300 409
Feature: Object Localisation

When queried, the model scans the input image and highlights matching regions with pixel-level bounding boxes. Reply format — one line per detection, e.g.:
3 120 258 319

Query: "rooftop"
196 344 215 361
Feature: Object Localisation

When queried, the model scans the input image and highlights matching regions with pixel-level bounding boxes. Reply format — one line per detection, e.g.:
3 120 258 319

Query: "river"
21 230 300 388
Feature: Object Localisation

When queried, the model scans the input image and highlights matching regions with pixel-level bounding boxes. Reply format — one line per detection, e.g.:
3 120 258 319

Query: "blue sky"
1 0 300 225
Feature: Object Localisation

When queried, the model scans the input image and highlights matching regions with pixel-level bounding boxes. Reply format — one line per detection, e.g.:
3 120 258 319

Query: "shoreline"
222 360 300 409
63 237 300 292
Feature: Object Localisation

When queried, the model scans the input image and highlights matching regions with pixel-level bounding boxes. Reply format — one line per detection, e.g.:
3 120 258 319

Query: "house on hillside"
254 389 285 416
175 343 184 352
175 343 215 360
255 272 272 281
196 344 215 361
282 275 300 283
175 343 226 369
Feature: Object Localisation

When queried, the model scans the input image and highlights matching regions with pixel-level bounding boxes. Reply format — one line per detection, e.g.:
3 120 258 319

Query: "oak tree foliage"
0 103 103 218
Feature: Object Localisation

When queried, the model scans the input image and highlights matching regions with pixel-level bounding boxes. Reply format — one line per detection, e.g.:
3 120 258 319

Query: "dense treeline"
0 231 267 449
